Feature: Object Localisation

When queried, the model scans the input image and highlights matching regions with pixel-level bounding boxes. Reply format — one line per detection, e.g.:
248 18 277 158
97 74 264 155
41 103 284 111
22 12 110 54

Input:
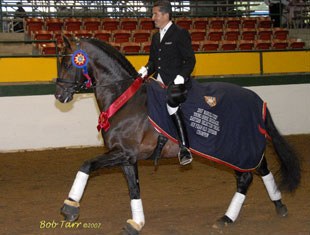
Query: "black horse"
55 37 301 235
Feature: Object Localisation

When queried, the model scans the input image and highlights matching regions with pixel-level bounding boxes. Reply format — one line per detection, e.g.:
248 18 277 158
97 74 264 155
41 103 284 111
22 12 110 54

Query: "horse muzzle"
54 84 74 103
55 93 73 103
54 78 78 103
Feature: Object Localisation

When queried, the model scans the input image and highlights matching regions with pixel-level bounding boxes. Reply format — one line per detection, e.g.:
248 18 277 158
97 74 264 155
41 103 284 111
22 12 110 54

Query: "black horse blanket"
146 79 267 171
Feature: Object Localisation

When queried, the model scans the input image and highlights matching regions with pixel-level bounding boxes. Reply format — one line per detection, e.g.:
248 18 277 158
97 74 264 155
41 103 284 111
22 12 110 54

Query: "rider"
138 0 196 165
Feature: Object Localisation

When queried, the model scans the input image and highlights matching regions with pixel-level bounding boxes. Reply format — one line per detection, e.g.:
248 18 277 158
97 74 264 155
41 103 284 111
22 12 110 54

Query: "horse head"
55 36 87 103
55 36 139 104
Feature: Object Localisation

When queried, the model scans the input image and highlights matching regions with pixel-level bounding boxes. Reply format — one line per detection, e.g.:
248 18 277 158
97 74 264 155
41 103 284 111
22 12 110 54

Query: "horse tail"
265 107 301 192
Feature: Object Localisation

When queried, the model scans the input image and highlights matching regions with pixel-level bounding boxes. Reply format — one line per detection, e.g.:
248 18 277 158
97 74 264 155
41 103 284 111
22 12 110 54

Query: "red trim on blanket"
148 117 179 144
258 102 271 140
190 148 262 173
148 116 262 172
262 102 267 122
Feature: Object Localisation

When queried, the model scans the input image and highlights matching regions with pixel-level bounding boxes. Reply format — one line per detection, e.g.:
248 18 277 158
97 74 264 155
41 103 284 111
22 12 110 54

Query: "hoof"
120 221 140 235
276 204 288 217
212 215 233 229
60 199 80 222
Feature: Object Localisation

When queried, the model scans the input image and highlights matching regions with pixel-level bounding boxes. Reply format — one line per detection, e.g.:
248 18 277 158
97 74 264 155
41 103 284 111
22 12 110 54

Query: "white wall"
0 93 103 152
0 84 309 152
248 84 310 135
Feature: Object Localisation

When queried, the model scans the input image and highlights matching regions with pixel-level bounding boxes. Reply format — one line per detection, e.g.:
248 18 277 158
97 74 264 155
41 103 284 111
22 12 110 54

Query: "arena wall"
0 51 309 151
0 83 309 152
0 51 309 82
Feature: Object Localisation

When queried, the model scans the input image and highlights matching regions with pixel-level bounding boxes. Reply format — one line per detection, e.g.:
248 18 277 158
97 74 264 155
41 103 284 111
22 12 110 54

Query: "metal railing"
1 0 271 32
0 39 59 56
2 0 309 32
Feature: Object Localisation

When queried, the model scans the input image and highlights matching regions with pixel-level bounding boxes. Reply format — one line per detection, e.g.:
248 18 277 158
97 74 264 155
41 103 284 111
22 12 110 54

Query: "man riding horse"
138 0 196 166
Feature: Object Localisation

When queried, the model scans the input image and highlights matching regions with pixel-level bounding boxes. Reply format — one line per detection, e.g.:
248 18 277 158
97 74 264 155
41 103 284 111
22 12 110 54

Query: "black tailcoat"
146 23 196 85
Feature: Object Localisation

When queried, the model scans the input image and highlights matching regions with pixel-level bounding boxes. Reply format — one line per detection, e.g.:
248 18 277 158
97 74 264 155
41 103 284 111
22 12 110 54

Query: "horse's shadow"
54 93 98 113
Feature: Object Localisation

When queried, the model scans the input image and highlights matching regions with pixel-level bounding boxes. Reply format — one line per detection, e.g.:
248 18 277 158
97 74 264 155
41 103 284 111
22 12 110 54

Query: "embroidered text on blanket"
189 108 220 138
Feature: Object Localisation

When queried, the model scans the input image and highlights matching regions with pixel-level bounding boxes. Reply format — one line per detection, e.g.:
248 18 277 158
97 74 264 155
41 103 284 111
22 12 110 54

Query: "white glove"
138 66 148 78
173 75 185 85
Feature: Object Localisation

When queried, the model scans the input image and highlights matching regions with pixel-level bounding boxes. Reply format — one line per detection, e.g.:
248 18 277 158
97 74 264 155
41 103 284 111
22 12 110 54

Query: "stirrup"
178 146 192 165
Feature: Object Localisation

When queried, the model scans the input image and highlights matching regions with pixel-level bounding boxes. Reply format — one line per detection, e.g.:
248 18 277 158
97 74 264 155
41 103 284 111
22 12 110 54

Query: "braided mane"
87 38 139 79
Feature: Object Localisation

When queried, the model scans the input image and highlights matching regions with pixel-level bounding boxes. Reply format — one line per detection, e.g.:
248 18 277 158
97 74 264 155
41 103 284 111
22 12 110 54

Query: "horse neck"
88 59 134 111
93 74 136 112
87 50 135 111
85 46 149 150
83 41 148 129
95 76 148 143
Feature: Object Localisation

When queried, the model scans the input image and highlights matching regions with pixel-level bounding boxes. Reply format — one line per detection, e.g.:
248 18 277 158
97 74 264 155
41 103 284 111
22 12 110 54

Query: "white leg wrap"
225 192 246 222
68 171 89 202
262 172 282 201
130 199 145 229
167 104 178 115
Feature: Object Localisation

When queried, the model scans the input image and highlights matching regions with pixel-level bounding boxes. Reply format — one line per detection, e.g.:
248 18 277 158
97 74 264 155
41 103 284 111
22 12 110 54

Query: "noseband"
56 77 88 94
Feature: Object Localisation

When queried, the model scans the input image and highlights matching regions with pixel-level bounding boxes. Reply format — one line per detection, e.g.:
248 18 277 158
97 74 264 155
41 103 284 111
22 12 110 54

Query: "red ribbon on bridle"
82 68 92 88
97 77 144 132
72 49 93 88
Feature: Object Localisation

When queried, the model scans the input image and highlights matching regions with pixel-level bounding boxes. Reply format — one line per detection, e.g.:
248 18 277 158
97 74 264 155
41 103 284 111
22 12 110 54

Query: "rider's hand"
173 75 185 85
138 66 148 78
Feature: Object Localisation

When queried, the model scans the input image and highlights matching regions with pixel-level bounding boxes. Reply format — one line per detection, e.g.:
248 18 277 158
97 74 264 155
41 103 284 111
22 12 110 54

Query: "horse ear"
63 36 72 50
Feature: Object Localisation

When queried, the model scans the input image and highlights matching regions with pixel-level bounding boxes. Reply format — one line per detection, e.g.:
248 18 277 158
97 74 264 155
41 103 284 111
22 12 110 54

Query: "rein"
56 76 134 91
56 50 134 91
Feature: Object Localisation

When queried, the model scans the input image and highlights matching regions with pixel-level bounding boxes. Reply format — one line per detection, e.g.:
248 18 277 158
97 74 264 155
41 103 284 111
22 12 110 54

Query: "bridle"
55 53 135 94
55 51 93 94
56 76 90 94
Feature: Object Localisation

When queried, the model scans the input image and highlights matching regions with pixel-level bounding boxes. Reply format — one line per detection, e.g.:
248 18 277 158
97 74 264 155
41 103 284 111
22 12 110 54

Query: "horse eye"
63 62 72 70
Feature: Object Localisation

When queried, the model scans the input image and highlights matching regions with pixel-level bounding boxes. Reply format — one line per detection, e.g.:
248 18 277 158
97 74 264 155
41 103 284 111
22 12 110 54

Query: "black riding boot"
171 109 192 165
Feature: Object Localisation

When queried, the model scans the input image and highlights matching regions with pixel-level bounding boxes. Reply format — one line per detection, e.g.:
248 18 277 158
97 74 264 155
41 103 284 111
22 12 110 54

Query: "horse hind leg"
214 171 253 228
256 156 288 217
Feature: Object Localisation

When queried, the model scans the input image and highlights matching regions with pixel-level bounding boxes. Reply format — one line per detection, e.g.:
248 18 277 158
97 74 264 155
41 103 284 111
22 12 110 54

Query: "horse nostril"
55 94 65 102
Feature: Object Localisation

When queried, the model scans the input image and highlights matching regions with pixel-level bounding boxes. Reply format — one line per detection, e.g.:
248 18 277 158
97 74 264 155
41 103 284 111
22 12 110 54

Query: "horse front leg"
121 163 145 235
214 171 253 228
61 149 130 222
